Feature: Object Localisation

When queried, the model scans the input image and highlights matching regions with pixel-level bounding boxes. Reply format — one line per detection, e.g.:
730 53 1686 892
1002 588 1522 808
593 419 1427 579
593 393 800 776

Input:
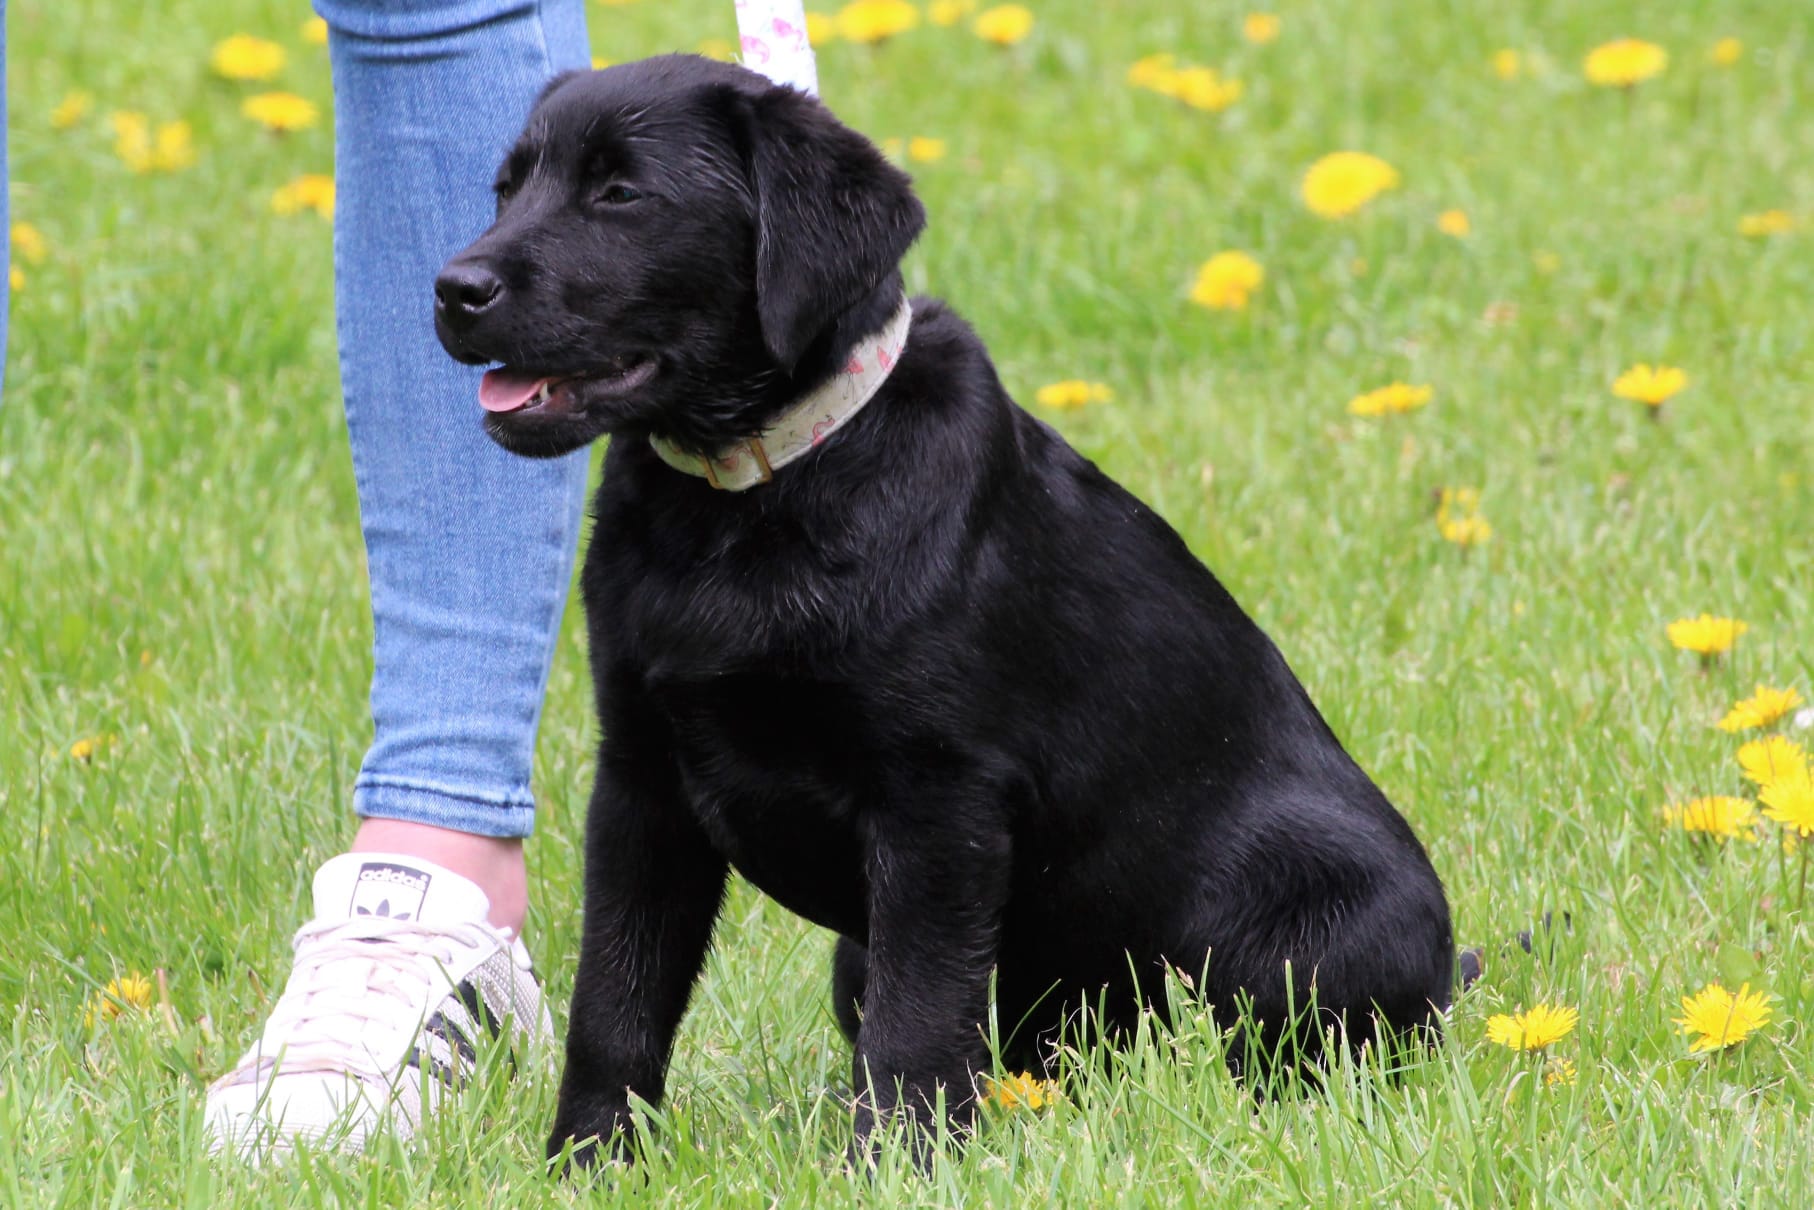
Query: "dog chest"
649 669 874 937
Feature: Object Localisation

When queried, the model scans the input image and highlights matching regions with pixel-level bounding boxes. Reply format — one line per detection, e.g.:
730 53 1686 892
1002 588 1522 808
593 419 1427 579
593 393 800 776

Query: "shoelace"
240 915 512 1081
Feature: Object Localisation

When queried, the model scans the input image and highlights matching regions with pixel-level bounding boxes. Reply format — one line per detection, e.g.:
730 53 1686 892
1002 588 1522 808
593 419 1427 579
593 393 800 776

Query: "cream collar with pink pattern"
648 295 912 491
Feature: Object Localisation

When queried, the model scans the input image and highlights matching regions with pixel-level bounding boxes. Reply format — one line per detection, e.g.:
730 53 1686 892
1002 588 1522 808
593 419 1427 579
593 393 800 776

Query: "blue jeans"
315 0 591 837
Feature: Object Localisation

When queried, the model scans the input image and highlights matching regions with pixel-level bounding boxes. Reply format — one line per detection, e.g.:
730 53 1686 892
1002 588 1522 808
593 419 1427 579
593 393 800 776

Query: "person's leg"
206 0 590 1159
325 0 592 932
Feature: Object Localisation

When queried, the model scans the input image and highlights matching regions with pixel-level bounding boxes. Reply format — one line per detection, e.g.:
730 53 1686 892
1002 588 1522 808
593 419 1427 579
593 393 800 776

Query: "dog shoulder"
900 295 993 385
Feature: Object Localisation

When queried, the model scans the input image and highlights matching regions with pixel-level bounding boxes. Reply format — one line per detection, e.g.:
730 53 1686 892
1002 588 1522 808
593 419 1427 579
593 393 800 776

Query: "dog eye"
596 183 642 206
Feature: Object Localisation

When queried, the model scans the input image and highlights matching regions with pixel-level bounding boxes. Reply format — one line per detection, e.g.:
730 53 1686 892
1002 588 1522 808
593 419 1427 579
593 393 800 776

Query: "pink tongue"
479 369 554 413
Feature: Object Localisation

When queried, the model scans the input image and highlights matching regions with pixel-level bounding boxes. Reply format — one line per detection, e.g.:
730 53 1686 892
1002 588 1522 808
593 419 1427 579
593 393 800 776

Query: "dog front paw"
546 1101 638 1177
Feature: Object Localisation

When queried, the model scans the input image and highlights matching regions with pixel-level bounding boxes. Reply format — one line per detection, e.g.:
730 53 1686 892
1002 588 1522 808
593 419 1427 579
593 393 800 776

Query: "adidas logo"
348 861 432 921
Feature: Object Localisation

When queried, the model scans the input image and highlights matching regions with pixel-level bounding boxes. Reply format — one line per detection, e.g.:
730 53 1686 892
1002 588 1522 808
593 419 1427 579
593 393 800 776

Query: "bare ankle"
351 818 529 934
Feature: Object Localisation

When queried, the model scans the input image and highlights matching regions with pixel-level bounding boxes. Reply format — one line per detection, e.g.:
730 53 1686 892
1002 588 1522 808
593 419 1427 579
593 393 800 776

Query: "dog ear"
533 69 585 109
738 86 926 373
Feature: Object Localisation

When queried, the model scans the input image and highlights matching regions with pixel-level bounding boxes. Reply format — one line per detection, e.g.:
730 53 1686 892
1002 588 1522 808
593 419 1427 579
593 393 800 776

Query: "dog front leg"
850 808 1011 1166
548 741 728 1171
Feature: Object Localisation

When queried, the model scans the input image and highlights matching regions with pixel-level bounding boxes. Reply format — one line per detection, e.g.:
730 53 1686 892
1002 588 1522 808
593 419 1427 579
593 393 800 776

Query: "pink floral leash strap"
734 0 819 95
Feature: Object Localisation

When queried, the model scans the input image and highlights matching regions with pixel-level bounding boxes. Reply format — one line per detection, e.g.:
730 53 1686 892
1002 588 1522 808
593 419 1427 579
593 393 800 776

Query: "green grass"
5 0 1813 1204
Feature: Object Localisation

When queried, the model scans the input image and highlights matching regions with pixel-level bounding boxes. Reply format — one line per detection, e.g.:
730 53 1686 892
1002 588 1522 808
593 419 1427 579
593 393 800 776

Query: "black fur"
435 55 1454 1169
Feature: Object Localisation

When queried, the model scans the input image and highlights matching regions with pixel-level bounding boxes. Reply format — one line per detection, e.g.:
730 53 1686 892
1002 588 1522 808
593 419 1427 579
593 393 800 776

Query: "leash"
733 0 819 95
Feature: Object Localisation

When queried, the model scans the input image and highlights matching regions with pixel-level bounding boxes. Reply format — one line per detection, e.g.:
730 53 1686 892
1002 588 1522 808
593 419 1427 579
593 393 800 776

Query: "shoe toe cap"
204 1069 409 1161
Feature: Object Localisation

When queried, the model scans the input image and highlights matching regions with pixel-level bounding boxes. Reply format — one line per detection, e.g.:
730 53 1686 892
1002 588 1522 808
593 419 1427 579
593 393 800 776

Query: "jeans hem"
354 776 538 838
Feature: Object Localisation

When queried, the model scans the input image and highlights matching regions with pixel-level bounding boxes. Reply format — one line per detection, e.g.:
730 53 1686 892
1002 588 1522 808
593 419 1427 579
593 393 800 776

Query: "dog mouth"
477 354 659 415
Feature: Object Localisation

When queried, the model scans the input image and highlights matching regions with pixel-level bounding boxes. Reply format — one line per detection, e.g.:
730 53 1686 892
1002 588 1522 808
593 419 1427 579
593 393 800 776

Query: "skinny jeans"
313 0 591 836
1 1 588 837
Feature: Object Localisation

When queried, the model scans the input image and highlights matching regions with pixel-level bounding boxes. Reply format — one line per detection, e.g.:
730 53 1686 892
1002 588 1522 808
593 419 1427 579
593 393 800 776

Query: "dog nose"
434 263 504 322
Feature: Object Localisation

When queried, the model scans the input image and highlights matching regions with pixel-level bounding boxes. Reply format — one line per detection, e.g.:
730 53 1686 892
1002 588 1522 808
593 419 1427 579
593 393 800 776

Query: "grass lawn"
4 0 1813 1204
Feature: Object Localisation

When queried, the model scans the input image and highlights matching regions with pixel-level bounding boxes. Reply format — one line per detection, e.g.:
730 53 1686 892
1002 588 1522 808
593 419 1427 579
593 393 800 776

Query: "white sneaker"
204 852 553 1161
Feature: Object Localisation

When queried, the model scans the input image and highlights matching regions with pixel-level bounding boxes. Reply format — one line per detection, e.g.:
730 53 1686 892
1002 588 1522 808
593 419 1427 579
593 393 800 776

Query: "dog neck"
648 293 912 491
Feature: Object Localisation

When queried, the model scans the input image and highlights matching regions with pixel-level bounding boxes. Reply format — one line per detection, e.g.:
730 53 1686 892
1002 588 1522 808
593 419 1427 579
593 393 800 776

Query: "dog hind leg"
832 935 867 1046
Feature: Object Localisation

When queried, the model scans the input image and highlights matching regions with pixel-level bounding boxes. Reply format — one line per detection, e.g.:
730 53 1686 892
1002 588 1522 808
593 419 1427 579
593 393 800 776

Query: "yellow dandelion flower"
1738 210 1794 237
1674 982 1771 1053
152 121 197 172
1662 795 1758 842
302 16 329 46
242 92 319 132
905 136 947 163
1710 37 1742 67
272 173 336 218
806 11 838 45
1439 514 1493 548
1034 380 1113 409
111 110 152 171
11 222 49 265
695 37 736 61
1437 209 1471 238
1533 249 1561 274
1171 67 1243 113
8 266 21 293
973 4 1034 46
1717 686 1803 733
1242 13 1280 45
51 90 94 130
211 34 287 82
1761 773 1814 837
1127 53 1178 91
113 113 195 174
836 0 920 43
1189 251 1264 311
1612 363 1687 408
1301 151 1400 220
1583 38 1668 88
1130 56 1241 112
1347 382 1432 417
591 57 612 70
983 1071 1061 1110
927 0 974 26
1738 736 1808 789
1485 1003 1578 1051
1433 486 1491 548
1491 49 1521 80
1666 613 1746 657
1543 1057 1578 1086
83 972 155 1028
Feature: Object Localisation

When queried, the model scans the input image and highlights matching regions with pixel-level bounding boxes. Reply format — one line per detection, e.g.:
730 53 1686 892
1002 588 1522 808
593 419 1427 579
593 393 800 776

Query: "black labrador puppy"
434 54 1454 1167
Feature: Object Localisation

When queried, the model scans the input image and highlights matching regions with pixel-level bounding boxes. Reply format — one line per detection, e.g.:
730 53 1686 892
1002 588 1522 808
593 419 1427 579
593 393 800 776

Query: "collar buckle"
700 438 773 490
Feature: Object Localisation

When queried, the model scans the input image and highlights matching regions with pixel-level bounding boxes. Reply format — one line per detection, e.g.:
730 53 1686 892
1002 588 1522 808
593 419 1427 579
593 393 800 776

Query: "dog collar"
648 295 912 491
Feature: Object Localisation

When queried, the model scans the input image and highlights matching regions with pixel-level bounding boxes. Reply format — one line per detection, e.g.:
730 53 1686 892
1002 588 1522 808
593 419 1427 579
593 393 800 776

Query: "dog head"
434 55 926 459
